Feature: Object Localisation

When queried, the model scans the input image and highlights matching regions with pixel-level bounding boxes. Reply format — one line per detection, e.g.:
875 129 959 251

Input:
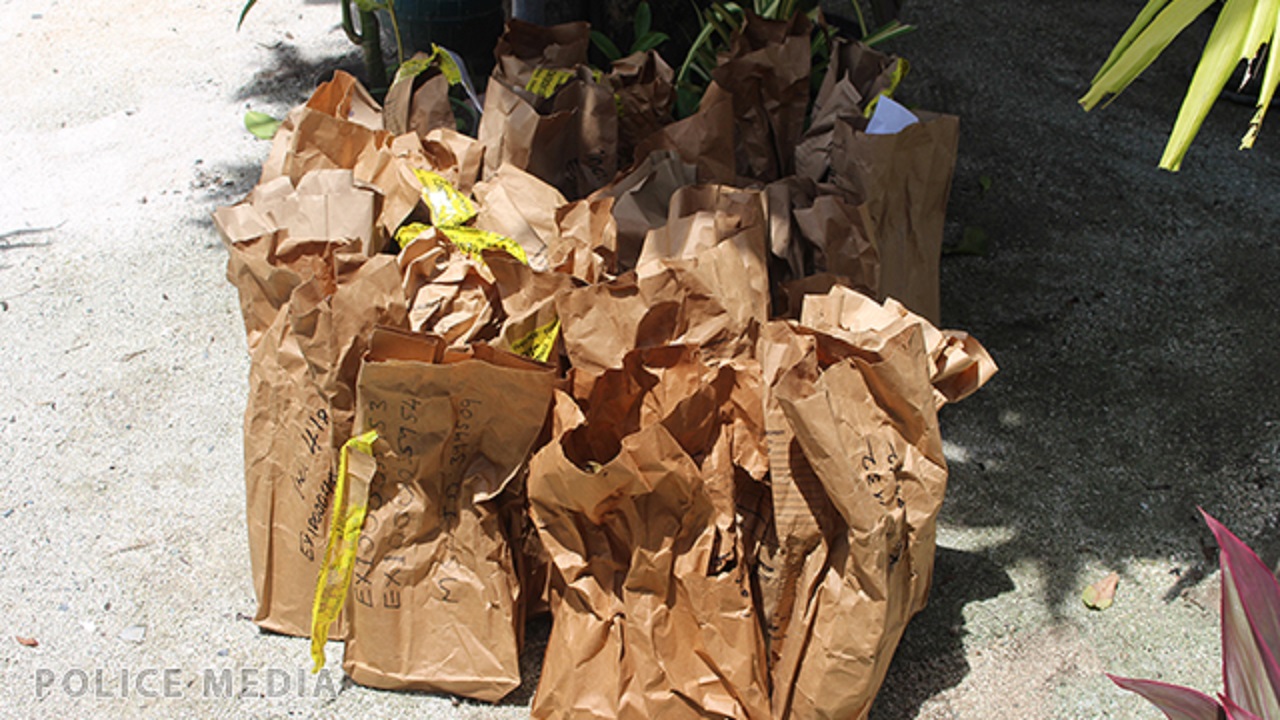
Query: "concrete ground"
1 0 1276 717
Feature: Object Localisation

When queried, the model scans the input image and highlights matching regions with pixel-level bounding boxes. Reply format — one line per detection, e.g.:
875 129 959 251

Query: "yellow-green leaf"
243 111 282 140
1080 0 1216 112
1160 0 1257 170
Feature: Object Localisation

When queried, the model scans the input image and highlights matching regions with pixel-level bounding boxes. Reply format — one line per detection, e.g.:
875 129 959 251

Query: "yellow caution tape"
394 222 433 250
440 226 529 265
510 317 560 363
310 430 379 672
413 169 477 228
863 58 911 118
526 68 576 98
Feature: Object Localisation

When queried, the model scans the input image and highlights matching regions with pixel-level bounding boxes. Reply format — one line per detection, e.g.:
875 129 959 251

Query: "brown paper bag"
396 230 502 345
214 169 381 347
306 69 384 130
383 55 456 138
555 242 765 393
634 80 736 185
527 347 771 719
492 19 591 86
590 149 699 271
472 164 569 271
343 328 555 701
635 184 771 322
710 12 812 182
758 287 995 719
765 176 880 297
829 112 960 324
477 71 619 199
287 248 409 467
218 213 406 637
608 50 676 161
553 196 617 282
797 39 905 182
799 284 997 407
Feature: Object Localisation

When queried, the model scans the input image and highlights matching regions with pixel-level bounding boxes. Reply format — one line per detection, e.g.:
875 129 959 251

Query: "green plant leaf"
244 110 282 140
590 30 622 62
632 31 670 54
353 0 384 12
1160 0 1260 170
978 175 993 195
237 0 258 30
635 1 652 39
862 20 916 46
1091 0 1173 83
1079 0 1215 112
677 14 722 85
848 0 870 37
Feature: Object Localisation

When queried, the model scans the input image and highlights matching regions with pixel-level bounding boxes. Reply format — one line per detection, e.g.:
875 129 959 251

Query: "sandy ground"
1 0 1277 718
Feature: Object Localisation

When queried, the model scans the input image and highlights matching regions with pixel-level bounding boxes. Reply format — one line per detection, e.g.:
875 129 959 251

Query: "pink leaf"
1220 694 1262 720
1109 674 1225 720
1201 509 1280 718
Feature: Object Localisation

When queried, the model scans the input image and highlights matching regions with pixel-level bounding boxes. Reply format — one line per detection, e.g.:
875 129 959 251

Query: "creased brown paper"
477 70 618 199
343 327 555 701
493 19 590 86
830 112 960 324
711 12 811 182
759 286 995 720
528 346 771 718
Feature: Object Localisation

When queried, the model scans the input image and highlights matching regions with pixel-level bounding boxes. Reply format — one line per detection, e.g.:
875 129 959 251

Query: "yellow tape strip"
510 317 560 363
413 169 477 228
863 58 911 118
440 226 529 265
394 222 432 250
309 430 379 672
525 68 575 98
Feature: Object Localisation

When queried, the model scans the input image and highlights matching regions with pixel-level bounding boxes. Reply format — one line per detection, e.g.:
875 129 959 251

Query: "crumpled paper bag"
477 68 618 199
527 346 771 719
396 229 502 345
633 80 736 185
591 149 699 271
555 237 766 394
711 12 811 182
829 112 960 324
214 169 380 346
635 184 771 323
759 287 995 719
797 38 906 182
342 327 555 700
215 189 407 637
383 51 456 138
492 19 591 86
472 163 569 271
608 50 676 162
765 176 879 297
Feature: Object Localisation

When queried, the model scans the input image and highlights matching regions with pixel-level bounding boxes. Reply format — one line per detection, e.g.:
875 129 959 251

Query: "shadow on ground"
888 0 1280 619
871 548 1015 720
235 41 365 109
